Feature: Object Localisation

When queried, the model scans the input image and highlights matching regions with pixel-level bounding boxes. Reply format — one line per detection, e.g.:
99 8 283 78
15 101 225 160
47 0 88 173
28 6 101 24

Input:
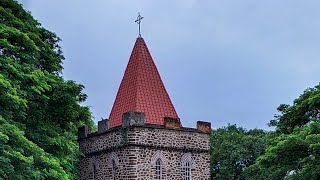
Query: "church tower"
78 35 211 179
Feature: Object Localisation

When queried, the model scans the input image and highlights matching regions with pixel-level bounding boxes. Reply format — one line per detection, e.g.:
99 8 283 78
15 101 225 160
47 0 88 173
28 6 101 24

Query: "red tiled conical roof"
109 37 179 127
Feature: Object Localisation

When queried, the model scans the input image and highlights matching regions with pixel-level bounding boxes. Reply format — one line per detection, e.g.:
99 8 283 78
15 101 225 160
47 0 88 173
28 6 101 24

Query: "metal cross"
135 12 144 37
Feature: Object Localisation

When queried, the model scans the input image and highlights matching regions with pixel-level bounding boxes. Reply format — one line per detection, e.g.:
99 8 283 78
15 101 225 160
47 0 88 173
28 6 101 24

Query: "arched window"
181 153 193 180
108 153 119 179
90 158 99 180
112 159 116 180
151 151 167 179
184 161 191 180
155 158 162 179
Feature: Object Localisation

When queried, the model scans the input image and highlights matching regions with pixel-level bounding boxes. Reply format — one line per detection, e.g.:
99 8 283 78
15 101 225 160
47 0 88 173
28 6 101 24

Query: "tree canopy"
244 121 320 180
211 124 267 180
0 0 94 179
270 84 320 134
243 84 320 180
211 84 320 180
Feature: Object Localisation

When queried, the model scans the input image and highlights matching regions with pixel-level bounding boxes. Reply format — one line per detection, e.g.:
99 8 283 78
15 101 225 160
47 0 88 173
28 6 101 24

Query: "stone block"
122 112 145 127
197 121 212 134
164 117 181 129
78 126 90 139
98 119 110 133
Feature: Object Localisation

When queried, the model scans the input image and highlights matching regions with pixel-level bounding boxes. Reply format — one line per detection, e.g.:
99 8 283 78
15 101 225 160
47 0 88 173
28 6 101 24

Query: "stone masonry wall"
80 148 210 180
133 148 210 179
79 129 127 155
80 147 139 180
128 126 210 151
79 126 211 180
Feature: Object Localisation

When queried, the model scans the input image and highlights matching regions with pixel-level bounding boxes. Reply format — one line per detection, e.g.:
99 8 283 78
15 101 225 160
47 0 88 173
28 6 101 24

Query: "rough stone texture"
78 126 90 139
197 121 212 134
122 112 146 127
79 125 211 180
98 119 110 133
79 129 126 155
164 117 182 129
129 126 210 150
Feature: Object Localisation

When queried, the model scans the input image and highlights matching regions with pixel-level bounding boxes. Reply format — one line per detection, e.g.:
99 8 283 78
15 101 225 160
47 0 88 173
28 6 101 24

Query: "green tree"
0 0 94 179
211 124 267 180
244 121 320 180
244 83 320 180
270 84 320 134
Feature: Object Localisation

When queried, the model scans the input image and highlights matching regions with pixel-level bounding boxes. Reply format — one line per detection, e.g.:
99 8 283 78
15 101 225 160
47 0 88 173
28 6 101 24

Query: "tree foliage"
244 84 320 180
0 0 94 179
244 121 320 180
211 124 267 180
270 84 320 134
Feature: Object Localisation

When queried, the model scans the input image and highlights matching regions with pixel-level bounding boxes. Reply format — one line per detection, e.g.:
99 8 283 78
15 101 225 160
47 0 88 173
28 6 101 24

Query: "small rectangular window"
156 159 162 179
184 162 191 180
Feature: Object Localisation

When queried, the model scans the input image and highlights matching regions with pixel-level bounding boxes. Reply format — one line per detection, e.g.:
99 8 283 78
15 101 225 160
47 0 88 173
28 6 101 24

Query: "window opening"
184 161 191 180
155 158 162 179
112 159 116 180
93 163 97 180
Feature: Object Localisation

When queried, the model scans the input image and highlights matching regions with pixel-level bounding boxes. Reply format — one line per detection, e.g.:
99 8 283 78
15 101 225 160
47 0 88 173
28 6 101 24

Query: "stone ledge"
82 143 210 157
78 123 210 141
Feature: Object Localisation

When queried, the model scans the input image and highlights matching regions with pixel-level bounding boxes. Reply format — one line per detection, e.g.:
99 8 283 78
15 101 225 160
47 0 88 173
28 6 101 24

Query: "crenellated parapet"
78 112 212 179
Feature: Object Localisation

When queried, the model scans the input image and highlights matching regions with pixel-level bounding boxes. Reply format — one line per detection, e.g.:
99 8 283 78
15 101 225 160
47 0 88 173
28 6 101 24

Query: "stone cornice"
78 124 210 141
82 143 210 157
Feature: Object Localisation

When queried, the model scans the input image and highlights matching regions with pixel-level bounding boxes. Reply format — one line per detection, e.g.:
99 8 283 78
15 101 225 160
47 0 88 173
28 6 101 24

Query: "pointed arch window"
155 158 162 179
90 158 99 180
184 161 191 180
181 153 193 180
108 153 119 179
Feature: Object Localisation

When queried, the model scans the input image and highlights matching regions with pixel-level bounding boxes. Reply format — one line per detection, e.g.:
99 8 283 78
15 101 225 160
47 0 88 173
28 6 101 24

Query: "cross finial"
135 12 144 37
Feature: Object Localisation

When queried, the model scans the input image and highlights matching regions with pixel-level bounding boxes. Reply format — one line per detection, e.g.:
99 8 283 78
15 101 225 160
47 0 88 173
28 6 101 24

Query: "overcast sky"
18 0 320 130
